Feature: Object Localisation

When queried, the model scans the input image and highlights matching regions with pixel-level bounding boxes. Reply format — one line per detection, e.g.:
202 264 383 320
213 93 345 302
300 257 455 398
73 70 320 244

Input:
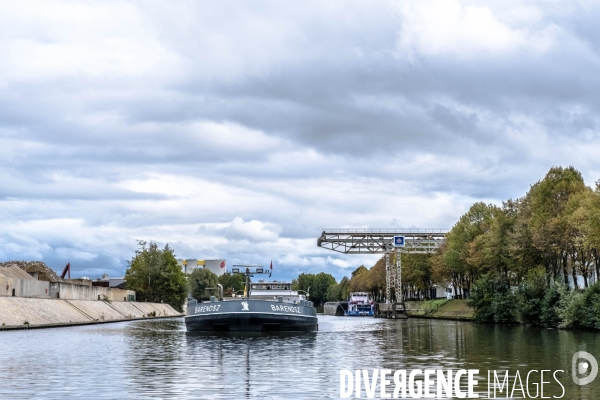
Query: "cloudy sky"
1 0 600 281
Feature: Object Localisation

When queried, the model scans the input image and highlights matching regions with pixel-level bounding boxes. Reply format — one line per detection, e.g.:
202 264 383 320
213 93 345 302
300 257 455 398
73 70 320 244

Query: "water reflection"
0 317 598 399
181 331 318 398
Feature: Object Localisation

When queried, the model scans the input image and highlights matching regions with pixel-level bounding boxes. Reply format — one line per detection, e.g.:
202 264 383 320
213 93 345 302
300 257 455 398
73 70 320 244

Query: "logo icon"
393 236 405 247
241 301 249 311
572 351 598 385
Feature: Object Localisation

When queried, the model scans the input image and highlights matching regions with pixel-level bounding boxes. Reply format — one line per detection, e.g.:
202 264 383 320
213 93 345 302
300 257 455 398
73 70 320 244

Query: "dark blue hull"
345 311 374 316
185 312 317 332
185 299 318 332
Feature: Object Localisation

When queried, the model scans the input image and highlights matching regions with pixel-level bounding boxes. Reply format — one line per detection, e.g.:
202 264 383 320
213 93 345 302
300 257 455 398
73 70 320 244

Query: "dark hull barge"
185 264 317 332
185 298 317 332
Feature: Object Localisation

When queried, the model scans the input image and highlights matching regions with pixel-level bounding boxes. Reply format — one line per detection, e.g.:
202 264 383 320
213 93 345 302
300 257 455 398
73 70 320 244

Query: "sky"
2 0 600 281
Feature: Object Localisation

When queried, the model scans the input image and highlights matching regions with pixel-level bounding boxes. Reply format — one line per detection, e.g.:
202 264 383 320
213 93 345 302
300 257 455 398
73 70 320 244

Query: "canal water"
0 316 598 399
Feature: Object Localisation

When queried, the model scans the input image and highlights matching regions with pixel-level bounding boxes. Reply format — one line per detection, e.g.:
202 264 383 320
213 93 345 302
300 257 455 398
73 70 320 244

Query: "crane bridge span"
317 229 448 318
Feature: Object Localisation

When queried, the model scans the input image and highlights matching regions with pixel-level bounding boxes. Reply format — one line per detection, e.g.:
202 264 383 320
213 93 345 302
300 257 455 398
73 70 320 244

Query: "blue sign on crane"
393 236 405 247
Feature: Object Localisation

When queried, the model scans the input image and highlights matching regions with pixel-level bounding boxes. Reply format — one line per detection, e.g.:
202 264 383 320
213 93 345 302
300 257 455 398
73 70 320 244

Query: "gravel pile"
0 264 35 280
0 261 63 282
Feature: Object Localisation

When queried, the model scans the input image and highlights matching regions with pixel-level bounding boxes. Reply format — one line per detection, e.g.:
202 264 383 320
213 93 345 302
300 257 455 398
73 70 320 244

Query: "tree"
402 253 434 300
350 266 369 293
351 265 368 278
125 241 187 312
368 257 386 301
292 273 315 293
506 197 543 280
526 166 586 282
517 267 548 325
338 276 350 300
443 202 497 297
325 277 352 302
291 272 337 306
189 268 219 301
218 273 245 296
469 274 517 324
567 188 600 287
311 272 337 307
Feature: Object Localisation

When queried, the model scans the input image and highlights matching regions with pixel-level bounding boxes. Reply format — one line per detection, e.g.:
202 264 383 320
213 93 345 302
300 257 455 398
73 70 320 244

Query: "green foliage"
125 241 187 312
313 272 336 306
578 283 600 330
325 276 352 301
326 283 339 302
291 272 338 306
292 273 314 293
218 273 244 296
527 166 586 280
402 253 434 298
556 285 583 329
293 272 336 306
468 274 496 323
428 165 600 330
469 274 517 324
517 267 548 325
351 265 368 277
491 290 518 324
189 268 219 301
349 265 369 293
433 166 597 299
540 283 562 328
556 282 600 330
339 276 351 300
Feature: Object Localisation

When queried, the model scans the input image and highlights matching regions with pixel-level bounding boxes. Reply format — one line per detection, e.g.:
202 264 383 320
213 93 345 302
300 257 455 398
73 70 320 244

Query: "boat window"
248 283 293 291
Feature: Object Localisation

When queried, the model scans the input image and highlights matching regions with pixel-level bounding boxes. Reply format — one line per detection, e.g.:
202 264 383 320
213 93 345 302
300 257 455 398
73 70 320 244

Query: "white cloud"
0 1 183 84
225 217 282 243
1 0 600 281
392 1 576 60
55 248 97 261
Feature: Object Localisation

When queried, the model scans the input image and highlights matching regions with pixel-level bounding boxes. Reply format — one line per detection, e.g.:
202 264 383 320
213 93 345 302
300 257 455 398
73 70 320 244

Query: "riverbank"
405 299 474 320
0 297 182 330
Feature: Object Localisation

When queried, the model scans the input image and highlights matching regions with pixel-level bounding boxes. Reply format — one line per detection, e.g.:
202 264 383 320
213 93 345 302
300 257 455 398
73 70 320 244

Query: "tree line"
302 166 600 329
296 253 439 305
434 166 600 297
124 166 600 329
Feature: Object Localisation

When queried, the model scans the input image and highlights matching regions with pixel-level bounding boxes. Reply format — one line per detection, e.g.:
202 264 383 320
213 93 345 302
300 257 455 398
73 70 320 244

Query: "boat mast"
231 264 271 299
245 267 251 298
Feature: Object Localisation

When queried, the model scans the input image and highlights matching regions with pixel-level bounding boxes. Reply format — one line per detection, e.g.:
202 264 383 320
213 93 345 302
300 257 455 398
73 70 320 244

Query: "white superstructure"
248 281 306 302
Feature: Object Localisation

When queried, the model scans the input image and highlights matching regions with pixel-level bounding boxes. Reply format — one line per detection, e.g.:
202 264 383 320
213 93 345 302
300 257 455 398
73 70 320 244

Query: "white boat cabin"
246 281 306 302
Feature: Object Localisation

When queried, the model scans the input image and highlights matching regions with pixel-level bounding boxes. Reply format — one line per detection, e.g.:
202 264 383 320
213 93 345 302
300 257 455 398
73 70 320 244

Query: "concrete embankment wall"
49 282 135 302
0 297 182 329
0 276 51 298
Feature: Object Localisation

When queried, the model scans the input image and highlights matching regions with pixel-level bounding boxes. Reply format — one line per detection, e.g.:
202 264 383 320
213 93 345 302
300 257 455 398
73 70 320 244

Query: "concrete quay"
374 299 474 320
0 297 182 331
404 299 474 320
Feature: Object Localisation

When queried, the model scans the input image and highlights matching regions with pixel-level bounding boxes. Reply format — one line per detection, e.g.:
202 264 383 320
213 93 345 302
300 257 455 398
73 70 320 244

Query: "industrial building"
177 259 226 277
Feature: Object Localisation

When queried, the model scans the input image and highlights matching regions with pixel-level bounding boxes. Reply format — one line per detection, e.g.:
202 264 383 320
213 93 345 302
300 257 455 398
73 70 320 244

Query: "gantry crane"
317 229 447 318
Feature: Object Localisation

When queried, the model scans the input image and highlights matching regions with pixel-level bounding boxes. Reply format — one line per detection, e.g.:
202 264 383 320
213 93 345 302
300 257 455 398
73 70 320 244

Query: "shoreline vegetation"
296 166 600 331
130 165 599 330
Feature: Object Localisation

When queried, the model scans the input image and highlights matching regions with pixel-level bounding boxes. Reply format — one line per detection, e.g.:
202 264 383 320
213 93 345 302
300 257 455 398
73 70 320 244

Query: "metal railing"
321 229 449 234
